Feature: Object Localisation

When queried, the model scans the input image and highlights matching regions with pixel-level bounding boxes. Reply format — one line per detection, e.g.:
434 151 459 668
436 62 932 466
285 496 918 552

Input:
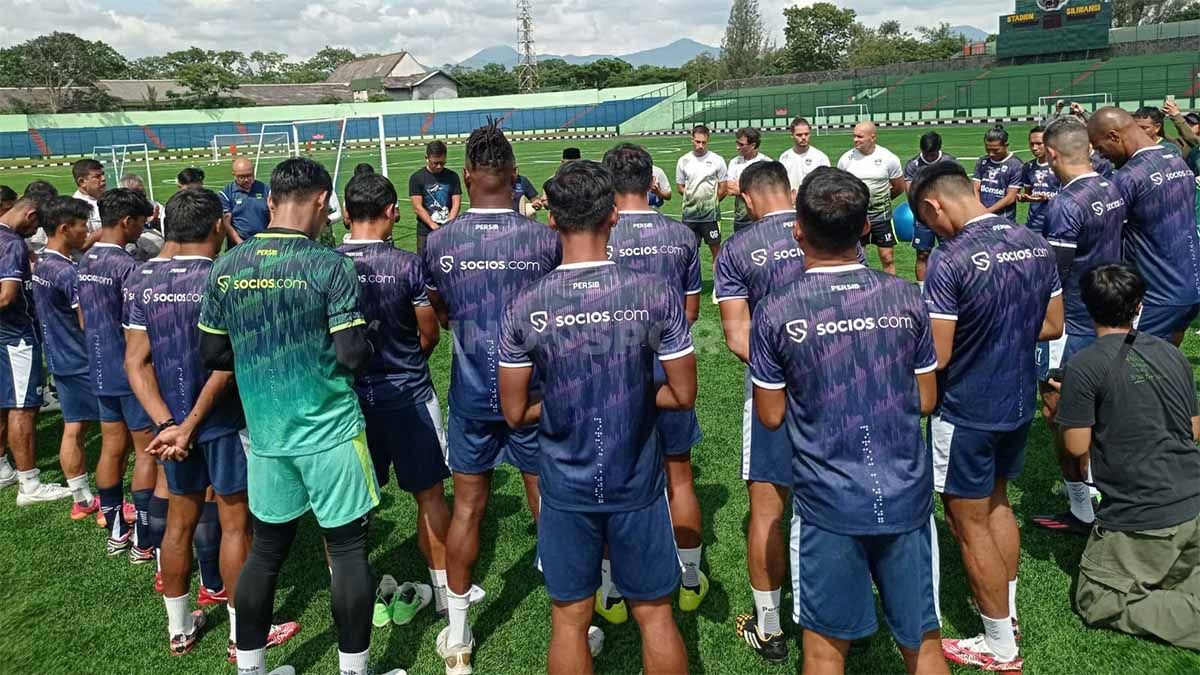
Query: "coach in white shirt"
837 121 905 275
778 117 830 199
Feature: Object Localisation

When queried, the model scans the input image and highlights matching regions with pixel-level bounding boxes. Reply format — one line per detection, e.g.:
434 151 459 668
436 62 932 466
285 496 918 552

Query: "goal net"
290 116 389 226
213 132 292 164
92 143 155 202
814 104 869 135
1037 93 1112 115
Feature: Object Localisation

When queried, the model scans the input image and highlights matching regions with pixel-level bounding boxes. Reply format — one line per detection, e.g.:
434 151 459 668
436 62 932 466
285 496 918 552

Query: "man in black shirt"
1055 263 1200 650
408 140 462 255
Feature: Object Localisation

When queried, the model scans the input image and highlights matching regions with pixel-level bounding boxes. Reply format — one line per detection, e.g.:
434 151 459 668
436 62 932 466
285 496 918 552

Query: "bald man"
219 158 271 246
837 121 905 274
1088 107 1200 345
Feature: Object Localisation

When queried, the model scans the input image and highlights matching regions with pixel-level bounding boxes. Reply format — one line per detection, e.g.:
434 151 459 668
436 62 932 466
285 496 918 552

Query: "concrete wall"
412 75 459 101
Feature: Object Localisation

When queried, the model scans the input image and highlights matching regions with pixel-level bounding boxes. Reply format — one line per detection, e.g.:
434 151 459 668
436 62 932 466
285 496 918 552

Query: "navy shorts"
97 393 153 431
911 222 938 252
859 215 896 248
931 416 1031 499
447 411 538 475
0 340 43 409
658 409 702 457
790 516 940 650
54 372 99 423
1134 303 1200 340
538 493 681 603
742 370 791 486
1035 333 1094 381
364 395 450 493
685 220 722 247
164 430 248 496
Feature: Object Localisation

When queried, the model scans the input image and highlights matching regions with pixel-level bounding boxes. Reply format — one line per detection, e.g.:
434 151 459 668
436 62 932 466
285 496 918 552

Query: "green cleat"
391 582 433 625
679 570 709 612
374 575 399 628
593 589 628 624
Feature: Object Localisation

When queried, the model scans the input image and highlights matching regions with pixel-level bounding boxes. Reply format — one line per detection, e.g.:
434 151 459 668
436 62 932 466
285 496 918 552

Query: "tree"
0 32 127 113
450 63 518 97
168 61 242 109
1113 0 1200 25
780 3 857 73
575 58 634 89
720 0 768 80
846 20 966 68
679 53 722 93
298 47 359 82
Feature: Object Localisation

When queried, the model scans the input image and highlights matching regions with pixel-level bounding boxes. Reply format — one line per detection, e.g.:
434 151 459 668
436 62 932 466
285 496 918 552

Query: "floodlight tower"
517 0 538 93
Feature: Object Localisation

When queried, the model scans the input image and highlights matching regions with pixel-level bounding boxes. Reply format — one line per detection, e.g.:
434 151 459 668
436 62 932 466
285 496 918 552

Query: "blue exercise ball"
893 201 915 242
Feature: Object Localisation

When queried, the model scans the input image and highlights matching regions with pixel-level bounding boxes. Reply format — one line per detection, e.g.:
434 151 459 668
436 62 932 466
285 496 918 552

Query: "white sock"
0 454 12 474
678 546 702 588
752 586 781 635
1066 481 1095 523
600 559 622 600
429 568 448 612
338 648 369 675
16 468 40 492
236 647 266 675
164 594 194 636
228 605 237 642
447 587 473 647
1086 464 1100 499
67 474 94 503
1008 578 1018 623
981 612 1018 661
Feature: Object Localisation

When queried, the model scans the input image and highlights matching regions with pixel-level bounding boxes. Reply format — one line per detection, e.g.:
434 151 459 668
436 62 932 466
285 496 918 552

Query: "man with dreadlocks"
422 121 562 674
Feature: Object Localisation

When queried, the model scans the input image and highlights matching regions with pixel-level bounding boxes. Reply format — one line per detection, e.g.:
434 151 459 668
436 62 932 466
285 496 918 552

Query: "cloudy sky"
0 0 1013 64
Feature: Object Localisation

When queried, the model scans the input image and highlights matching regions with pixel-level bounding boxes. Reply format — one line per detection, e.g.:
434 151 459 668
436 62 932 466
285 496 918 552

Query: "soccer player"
409 140 462 256
905 132 957 284
0 185 16 215
1088 106 1200 345
972 126 1024 222
0 192 71 505
198 158 393 675
30 159 106 256
837 121 904 275
910 162 1064 673
219 158 271 246
1018 126 1059 236
31 197 102 517
499 159 694 675
339 173 448 618
648 163 672 209
561 147 582 163
1024 118 1125 535
751 167 947 675
777 117 830 199
1133 106 1182 155
422 122 560 673
78 188 159 558
676 124 728 262
512 168 542 214
599 143 706 622
177 168 206 190
725 128 771 233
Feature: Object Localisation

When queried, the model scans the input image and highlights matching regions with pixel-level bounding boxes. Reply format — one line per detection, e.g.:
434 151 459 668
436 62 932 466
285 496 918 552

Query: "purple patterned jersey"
32 250 86 375
499 261 693 512
750 264 937 535
338 240 435 407
1045 173 1125 336
973 154 1025 220
0 225 37 345
126 256 244 441
925 215 1062 430
423 208 561 419
608 211 702 298
78 242 138 395
1020 160 1060 234
1112 145 1200 307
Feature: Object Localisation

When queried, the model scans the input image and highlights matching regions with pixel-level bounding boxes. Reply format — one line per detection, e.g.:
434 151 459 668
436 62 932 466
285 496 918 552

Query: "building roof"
97 80 352 105
327 52 412 84
381 70 458 90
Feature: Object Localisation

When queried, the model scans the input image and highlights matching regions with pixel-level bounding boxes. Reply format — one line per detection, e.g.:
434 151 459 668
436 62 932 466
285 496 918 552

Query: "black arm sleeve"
1053 244 1075 282
200 332 236 372
334 324 374 375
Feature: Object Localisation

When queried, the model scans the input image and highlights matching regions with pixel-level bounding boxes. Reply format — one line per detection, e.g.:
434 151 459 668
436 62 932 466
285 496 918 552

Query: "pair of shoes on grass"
373 574 434 627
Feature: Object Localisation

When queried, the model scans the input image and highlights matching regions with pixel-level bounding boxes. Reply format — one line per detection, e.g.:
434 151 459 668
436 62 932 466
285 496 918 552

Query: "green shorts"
246 430 380 528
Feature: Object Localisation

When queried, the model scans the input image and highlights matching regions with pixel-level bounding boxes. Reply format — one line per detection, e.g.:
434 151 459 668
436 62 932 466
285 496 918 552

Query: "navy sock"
99 485 128 539
131 489 153 550
147 496 169 550
195 502 224 592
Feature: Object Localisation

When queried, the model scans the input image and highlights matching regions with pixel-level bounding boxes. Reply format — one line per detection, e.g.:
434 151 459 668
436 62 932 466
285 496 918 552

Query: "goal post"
1037 93 1112 115
814 104 870 135
92 143 154 202
288 115 388 226
213 132 292 165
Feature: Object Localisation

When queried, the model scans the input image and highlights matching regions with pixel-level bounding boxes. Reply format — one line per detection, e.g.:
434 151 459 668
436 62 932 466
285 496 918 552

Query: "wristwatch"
153 419 178 436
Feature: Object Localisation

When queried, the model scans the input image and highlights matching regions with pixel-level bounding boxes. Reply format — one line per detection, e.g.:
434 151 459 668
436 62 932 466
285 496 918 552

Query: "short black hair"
345 173 398 223
919 132 943 155
164 189 223 243
1043 117 1090 160
98 188 153 228
1133 106 1164 127
1081 263 1145 328
1184 112 1200 126
601 143 653 194
0 185 16 203
353 163 376 177
740 161 790 196
691 124 710 137
907 161 974 211
737 128 761 148
465 120 515 171
72 158 104 184
270 157 333 205
425 140 447 158
177 167 205 187
562 147 582 161
1029 125 1046 137
22 180 57 200
42 196 91 237
790 116 811 132
543 160 615 234
796 167 870 253
984 124 1009 145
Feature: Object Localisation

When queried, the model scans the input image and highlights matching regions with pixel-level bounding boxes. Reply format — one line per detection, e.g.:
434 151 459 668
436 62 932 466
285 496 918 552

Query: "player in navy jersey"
1018 127 1059 235
972 126 1024 222
33 197 102 518
1088 107 1200 345
751 167 947 675
598 143 707 623
339 172 449 617
1090 151 1114 179
910 162 1064 672
906 132 958 284
422 122 561 669
499 159 694 675
78 188 159 558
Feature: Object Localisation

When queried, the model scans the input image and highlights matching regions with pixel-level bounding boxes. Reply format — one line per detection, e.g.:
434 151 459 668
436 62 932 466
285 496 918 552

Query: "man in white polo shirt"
837 121 905 275
778 117 830 200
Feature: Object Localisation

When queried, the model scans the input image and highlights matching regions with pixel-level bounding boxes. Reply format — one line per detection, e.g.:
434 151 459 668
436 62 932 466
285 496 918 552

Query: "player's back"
338 240 434 407
1113 146 1200 307
78 242 137 394
0 225 36 346
423 208 560 419
609 211 701 297
1046 174 1125 336
32 251 86 376
925 215 1060 430
750 264 935 535
715 210 806 313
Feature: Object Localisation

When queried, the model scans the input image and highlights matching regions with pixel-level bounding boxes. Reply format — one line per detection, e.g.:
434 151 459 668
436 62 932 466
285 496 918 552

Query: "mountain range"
948 25 989 42
455 38 720 70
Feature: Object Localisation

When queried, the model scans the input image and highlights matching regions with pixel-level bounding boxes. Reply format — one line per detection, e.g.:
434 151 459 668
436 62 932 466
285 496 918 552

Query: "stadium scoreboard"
998 0 1113 58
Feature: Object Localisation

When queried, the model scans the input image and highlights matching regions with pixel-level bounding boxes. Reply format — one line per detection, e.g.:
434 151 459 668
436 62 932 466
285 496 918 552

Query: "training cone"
893 201 915 242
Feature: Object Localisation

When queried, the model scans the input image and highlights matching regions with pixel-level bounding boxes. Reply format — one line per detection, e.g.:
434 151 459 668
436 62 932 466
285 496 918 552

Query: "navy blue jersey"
338 239 435 407
714 210 807 314
750 263 937 536
32 251 87 375
423 209 561 420
123 257 169 328
1091 152 1114 179
608 211 702 298
973 154 1025 220
0 225 37 345
126 256 244 441
1045 173 1126 336
499 261 693 512
925 215 1062 430
78 242 138 395
1112 146 1200 307
1020 160 1060 234
904 152 959 232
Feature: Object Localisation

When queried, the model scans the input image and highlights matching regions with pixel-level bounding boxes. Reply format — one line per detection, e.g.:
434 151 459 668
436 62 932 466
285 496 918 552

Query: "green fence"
1110 20 1200 43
